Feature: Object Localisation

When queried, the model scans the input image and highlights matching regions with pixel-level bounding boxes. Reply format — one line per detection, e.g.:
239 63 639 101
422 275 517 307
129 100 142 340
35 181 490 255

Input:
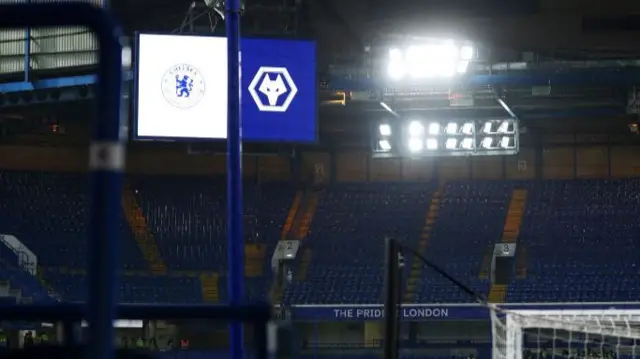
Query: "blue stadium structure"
0 169 639 359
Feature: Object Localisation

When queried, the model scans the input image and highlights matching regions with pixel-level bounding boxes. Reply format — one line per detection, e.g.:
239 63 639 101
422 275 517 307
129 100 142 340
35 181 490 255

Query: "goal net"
491 306 640 359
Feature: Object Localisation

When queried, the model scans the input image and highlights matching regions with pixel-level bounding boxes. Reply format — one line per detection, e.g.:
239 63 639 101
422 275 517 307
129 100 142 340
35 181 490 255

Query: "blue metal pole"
81 5 123 359
225 0 244 358
0 5 123 359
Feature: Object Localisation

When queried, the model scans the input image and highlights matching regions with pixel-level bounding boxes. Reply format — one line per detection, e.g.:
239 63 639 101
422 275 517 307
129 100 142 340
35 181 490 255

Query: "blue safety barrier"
0 4 270 359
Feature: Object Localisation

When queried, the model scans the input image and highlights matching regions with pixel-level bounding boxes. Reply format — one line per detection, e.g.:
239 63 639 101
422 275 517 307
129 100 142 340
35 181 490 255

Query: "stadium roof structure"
2 0 640 140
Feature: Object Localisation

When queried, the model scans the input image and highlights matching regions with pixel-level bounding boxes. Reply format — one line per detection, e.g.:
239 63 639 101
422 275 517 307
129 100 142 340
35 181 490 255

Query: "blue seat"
284 183 435 304
2 171 639 305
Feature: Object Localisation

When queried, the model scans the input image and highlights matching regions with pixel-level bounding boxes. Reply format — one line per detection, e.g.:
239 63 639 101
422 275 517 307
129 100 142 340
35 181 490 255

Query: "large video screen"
134 33 317 143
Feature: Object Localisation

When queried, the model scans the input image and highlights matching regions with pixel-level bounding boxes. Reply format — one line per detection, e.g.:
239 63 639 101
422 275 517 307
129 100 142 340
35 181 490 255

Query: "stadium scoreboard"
133 33 317 143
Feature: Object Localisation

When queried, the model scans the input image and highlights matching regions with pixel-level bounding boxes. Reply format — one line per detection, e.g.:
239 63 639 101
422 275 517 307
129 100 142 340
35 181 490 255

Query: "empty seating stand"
41 270 202 303
284 183 435 304
0 171 147 269
509 179 640 302
131 176 294 302
0 170 638 305
412 181 511 303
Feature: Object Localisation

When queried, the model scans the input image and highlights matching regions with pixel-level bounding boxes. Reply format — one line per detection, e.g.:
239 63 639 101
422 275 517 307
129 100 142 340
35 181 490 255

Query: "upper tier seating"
284 183 435 304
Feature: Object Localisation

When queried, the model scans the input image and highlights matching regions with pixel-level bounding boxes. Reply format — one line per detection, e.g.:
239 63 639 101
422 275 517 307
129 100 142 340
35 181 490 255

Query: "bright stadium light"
387 49 405 80
461 137 474 149
379 124 392 136
445 138 457 149
481 137 494 149
379 139 392 151
497 121 515 134
457 61 470 74
500 136 512 148
445 123 458 135
427 122 440 135
408 121 424 137
387 40 475 80
426 138 438 150
408 137 423 152
460 45 474 60
461 123 474 135
372 118 518 158
483 120 516 135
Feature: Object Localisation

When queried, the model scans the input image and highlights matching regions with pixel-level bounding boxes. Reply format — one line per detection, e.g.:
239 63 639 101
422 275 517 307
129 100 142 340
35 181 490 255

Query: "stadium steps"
502 189 528 243
295 248 312 281
488 284 507 303
121 183 167 274
291 190 320 240
479 245 494 279
36 266 62 301
516 246 528 279
244 244 266 277
269 274 284 304
404 187 441 303
281 191 303 239
200 272 220 303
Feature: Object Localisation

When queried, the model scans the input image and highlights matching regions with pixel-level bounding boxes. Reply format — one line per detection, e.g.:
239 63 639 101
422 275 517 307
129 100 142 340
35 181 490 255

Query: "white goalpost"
491 307 640 359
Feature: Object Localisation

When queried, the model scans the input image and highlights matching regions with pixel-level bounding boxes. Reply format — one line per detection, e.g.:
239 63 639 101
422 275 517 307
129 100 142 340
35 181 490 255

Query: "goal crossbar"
492 308 640 359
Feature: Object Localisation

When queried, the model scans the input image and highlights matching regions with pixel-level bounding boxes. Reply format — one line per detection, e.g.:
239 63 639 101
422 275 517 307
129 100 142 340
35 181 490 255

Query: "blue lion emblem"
161 63 205 109
175 75 194 98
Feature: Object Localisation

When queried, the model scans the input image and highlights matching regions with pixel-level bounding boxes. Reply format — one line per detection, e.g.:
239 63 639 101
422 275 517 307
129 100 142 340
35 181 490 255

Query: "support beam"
383 237 400 359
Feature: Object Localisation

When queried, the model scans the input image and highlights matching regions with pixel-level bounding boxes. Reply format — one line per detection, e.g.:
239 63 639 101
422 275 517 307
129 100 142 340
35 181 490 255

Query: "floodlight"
441 41 458 62
461 123 474 135
406 45 429 78
387 40 475 80
379 139 392 151
460 45 474 60
379 124 392 136
500 136 515 149
481 137 494 148
497 121 513 134
373 118 518 158
482 122 493 134
389 48 403 59
408 138 423 152
445 123 458 135
408 121 424 137
457 61 470 74
387 49 405 79
427 123 440 135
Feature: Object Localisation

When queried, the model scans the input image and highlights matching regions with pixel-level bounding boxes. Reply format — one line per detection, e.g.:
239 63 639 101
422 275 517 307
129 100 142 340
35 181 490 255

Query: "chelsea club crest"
161 64 206 109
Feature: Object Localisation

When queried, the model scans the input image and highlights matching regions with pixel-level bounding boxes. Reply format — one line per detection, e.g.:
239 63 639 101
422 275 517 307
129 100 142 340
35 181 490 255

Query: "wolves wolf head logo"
258 73 288 106
248 67 298 112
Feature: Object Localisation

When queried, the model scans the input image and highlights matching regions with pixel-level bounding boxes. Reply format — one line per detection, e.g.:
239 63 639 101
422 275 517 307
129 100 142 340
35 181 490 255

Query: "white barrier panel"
0 234 37 275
